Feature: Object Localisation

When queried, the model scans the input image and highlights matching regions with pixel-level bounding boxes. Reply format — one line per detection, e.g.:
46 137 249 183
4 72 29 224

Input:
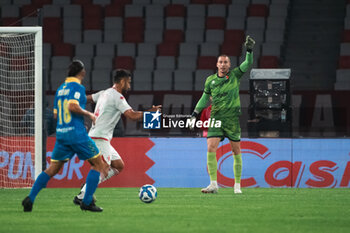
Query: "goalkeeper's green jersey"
204 67 244 119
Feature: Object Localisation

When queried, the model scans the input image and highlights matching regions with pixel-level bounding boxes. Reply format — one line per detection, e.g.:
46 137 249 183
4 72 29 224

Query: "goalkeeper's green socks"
233 154 242 183
207 152 217 182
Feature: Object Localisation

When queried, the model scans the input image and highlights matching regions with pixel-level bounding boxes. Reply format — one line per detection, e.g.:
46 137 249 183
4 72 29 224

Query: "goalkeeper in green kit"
191 36 255 194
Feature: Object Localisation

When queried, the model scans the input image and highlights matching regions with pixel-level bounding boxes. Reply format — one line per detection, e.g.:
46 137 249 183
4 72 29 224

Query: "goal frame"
0 26 43 180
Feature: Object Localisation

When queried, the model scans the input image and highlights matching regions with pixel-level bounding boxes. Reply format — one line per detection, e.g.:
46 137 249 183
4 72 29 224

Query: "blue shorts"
51 137 100 162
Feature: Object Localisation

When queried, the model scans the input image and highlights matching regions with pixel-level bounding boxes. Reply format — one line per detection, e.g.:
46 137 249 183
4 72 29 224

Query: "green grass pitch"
0 188 349 233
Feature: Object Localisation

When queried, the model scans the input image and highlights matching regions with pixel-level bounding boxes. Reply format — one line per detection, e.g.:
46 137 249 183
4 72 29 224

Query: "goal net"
0 27 42 188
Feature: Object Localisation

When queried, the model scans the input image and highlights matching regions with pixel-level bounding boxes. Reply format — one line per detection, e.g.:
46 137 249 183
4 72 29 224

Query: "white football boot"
201 183 218 193
234 183 242 194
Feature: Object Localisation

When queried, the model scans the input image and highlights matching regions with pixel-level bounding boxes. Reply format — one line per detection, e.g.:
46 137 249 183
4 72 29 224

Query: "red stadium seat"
165 4 186 17
43 17 62 29
105 4 124 17
83 5 102 29
111 0 132 5
157 42 179 56
84 18 102 30
114 56 135 70
53 43 74 57
164 30 184 43
342 30 350 42
224 30 245 44
206 17 226 30
212 0 231 4
259 56 279 68
220 42 241 56
43 32 62 44
197 56 217 69
84 5 102 18
338 56 350 69
247 4 269 17
43 18 62 44
32 0 52 7
1 18 21 26
21 5 39 17
124 17 144 31
72 0 92 5
191 0 211 4
123 30 144 43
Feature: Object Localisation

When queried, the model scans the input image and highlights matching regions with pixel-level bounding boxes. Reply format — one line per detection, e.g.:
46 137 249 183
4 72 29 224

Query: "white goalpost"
0 27 42 188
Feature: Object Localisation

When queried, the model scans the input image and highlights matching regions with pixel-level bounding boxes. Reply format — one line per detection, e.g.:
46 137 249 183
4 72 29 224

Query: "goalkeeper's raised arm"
191 36 255 118
240 35 255 72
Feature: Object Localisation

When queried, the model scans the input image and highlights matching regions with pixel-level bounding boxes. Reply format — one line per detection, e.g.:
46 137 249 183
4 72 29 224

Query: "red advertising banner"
46 137 155 188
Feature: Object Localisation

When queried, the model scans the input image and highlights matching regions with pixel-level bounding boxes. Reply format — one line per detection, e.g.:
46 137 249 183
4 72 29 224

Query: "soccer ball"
139 184 157 203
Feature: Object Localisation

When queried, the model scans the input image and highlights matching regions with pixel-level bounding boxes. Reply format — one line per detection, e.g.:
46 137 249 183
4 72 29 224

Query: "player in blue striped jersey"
22 60 108 212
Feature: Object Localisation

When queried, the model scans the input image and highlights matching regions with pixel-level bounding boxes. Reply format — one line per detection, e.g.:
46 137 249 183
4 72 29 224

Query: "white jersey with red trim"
88 88 131 141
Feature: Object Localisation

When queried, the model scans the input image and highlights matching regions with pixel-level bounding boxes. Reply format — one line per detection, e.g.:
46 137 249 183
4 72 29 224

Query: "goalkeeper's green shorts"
207 117 241 142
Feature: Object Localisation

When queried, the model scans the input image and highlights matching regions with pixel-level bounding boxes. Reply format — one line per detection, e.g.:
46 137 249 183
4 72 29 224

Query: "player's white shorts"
92 139 121 165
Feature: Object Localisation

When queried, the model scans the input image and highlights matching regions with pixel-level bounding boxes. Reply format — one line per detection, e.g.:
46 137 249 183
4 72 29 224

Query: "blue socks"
28 170 100 206
29 172 50 203
83 169 100 205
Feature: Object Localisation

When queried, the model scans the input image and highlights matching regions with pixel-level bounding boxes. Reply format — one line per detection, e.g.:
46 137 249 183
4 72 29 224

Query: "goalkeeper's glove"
189 111 199 130
244 35 255 53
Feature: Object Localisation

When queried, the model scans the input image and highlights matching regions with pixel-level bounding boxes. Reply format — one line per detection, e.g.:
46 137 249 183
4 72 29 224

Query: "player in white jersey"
73 69 161 205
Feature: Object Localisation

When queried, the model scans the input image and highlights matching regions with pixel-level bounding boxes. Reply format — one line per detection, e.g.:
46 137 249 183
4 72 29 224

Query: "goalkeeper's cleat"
234 183 242 194
201 183 218 194
80 201 103 212
22 196 33 212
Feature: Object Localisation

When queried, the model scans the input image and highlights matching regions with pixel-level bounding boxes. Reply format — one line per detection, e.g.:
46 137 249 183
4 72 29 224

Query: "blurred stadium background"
1 0 349 137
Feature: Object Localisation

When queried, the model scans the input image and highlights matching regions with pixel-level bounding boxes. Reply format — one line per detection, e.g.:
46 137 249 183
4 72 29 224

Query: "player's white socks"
211 181 218 187
78 167 119 199
100 167 119 183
